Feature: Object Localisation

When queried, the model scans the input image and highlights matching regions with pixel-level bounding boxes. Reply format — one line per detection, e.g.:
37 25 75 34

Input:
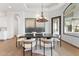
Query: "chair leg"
43 42 45 56
53 39 55 49
39 38 41 49
60 38 61 47
18 41 21 47
51 42 52 56
31 42 32 56
23 47 25 56
16 42 17 47
16 37 17 47
35 38 38 49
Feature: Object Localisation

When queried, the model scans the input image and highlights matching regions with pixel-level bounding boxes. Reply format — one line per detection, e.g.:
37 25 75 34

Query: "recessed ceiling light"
24 3 28 9
8 6 12 8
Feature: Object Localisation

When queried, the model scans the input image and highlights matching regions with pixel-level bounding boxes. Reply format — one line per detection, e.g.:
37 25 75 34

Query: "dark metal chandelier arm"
41 3 44 17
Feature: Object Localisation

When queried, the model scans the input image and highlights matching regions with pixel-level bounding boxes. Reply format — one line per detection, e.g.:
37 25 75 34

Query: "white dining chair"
40 38 54 56
16 34 25 47
53 34 61 47
22 38 36 56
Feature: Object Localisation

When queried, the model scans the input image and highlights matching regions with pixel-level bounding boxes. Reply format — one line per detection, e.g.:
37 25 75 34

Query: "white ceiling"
0 3 65 12
25 3 58 8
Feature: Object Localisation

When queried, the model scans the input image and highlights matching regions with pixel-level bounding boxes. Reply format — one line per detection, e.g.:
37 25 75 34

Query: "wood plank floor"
0 37 79 56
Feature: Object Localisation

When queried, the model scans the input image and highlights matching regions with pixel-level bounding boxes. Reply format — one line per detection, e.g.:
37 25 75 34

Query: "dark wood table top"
18 33 59 39
25 33 52 38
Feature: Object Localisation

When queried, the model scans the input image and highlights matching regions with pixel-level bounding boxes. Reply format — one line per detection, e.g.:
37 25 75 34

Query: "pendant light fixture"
36 4 48 22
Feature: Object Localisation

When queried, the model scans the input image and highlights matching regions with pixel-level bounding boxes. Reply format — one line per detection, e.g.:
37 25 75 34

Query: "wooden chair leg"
51 42 52 56
35 38 38 49
23 47 25 56
60 38 61 47
43 42 45 56
39 38 41 49
53 39 55 49
31 42 32 56
16 37 17 47
16 42 17 47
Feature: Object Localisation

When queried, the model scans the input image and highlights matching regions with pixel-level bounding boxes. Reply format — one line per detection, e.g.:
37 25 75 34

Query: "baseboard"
0 35 15 41
7 35 15 40
61 39 79 49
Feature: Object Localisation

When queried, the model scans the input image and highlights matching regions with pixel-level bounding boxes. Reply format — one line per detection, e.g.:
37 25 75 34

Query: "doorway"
51 16 61 36
51 16 61 46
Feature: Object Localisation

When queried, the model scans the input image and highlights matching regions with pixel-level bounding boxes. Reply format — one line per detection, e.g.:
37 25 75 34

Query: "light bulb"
8 6 12 8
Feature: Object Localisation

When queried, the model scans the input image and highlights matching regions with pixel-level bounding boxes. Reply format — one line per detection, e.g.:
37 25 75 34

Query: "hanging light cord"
41 3 44 17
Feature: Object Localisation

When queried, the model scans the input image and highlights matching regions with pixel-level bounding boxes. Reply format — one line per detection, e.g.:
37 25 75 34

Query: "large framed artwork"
25 18 45 33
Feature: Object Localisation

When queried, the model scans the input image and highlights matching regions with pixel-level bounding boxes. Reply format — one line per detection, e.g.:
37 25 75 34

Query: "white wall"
47 9 63 33
21 11 49 33
0 12 8 40
0 12 20 40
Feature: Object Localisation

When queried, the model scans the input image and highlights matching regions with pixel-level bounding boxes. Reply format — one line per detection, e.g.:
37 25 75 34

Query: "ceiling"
0 3 65 12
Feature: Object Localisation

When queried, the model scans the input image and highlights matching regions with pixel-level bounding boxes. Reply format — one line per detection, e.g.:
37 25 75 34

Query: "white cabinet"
0 31 8 40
